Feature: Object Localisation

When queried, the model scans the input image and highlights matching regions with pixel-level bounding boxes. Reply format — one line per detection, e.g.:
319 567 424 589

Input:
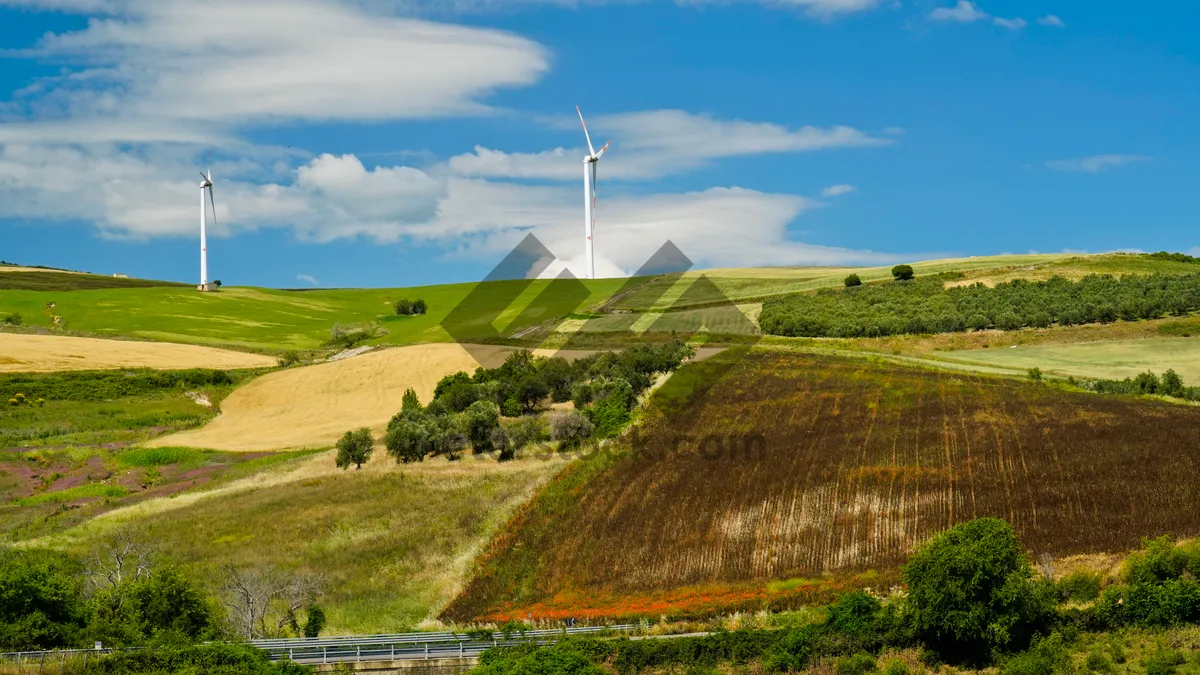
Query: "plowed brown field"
446 350 1200 621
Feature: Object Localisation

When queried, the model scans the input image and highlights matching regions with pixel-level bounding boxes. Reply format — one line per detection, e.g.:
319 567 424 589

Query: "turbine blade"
200 172 208 182
576 105 596 157
594 141 610 160
207 185 218 230
206 150 211 181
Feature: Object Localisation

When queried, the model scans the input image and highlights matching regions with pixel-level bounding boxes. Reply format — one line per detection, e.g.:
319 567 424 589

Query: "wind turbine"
198 154 218 290
577 106 610 280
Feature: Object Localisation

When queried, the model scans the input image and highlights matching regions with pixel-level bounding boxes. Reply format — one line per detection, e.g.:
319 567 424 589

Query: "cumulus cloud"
1038 14 1065 27
822 184 855 197
1045 155 1151 173
450 110 887 181
992 16 1026 30
380 0 885 19
0 0 901 276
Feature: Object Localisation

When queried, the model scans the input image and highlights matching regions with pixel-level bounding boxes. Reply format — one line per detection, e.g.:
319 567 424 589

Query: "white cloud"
8 0 548 134
929 1 987 22
382 0 885 19
297 274 319 285
822 184 855 197
1038 14 1065 27
0 0 900 275
450 110 887 181
992 16 1025 30
1045 155 1151 173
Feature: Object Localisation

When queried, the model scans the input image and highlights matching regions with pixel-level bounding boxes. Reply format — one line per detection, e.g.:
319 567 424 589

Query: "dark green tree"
401 387 422 413
384 411 435 463
844 273 862 287
412 298 428 315
891 264 915 281
394 298 414 315
335 428 374 470
303 605 326 638
463 400 501 454
902 518 1054 664
0 547 87 650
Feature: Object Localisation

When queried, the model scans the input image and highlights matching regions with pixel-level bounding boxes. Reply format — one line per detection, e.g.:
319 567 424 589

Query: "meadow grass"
30 452 567 634
15 483 129 506
0 278 630 353
938 336 1200 382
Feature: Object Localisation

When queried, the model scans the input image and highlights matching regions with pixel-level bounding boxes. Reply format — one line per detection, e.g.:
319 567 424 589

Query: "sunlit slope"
0 333 276 372
446 348 1200 621
0 278 631 352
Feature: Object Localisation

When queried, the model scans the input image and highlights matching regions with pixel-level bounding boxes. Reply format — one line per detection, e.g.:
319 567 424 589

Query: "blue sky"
1 0 1198 288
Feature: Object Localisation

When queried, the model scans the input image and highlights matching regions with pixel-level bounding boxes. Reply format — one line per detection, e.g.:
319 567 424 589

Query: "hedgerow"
760 273 1200 338
0 369 241 402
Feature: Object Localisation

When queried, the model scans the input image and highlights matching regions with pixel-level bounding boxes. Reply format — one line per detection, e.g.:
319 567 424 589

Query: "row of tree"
0 529 324 652
762 272 1200 338
393 298 428 316
1079 368 1200 401
334 341 694 467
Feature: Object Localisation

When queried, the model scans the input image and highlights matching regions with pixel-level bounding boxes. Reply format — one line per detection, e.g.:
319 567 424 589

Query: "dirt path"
0 332 276 372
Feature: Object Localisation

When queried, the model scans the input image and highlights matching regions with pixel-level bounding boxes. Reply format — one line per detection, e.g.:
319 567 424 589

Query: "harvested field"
0 333 275 372
147 344 596 452
446 349 1200 621
939 336 1200 382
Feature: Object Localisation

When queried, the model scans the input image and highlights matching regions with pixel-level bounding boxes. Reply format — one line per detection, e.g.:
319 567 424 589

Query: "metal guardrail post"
356 645 360 662
323 647 327 664
459 641 463 658
424 644 428 660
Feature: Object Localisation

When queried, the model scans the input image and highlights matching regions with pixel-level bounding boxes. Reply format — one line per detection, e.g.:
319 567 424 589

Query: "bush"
334 428 373 470
835 652 878 675
550 411 593 450
278 350 302 367
1027 367 1043 382
999 633 1071 675
0 547 87 650
1142 645 1188 675
303 606 325 638
1057 570 1102 602
385 412 436 463
86 643 312 675
2 312 21 326
394 298 413 315
891 265 914 281
412 298 427 315
903 518 1054 663
844 274 862 288
504 416 549 454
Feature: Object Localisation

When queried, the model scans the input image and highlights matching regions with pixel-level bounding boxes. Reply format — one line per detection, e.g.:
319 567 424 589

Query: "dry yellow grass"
146 343 591 452
0 332 276 372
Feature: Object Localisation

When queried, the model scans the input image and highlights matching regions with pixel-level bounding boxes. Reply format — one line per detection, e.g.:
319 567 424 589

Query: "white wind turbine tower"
197 154 219 291
577 106 610 280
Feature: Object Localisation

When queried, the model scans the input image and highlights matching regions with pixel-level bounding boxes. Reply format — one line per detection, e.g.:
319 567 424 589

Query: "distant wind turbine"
577 106 610 280
198 154 219 291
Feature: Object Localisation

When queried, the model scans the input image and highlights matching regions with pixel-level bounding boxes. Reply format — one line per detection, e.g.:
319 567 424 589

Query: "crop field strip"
448 350 1200 620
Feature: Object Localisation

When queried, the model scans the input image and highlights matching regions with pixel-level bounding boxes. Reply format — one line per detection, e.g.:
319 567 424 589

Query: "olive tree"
335 428 374 470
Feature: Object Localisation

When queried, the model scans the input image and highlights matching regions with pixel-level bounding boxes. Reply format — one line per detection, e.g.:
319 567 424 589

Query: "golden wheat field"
147 344 599 452
0 332 276 373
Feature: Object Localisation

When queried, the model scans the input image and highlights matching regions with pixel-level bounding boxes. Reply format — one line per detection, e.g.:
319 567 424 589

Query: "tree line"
761 272 1200 338
335 340 694 468
1 530 321 672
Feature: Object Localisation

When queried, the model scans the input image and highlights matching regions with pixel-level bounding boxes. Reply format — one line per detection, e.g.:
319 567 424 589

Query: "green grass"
938 337 1200 382
0 278 631 352
114 446 215 469
34 458 560 633
15 483 129 506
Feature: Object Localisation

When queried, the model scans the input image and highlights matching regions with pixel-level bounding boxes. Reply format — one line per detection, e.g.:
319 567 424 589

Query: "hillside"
444 347 1200 621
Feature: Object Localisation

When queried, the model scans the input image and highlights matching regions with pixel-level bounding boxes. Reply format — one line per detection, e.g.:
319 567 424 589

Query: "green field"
0 278 631 352
940 336 1200 382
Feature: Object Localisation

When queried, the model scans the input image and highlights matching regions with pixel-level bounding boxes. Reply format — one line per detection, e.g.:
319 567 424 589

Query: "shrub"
504 416 549 454
902 518 1054 663
412 299 427 315
835 652 878 675
891 265 914 281
277 350 302 367
881 660 910 675
394 298 413 315
303 606 325 638
86 643 311 675
550 411 593 450
1143 645 1188 675
334 428 374 470
384 411 436 463
2 312 21 326
844 274 863 288
0 547 87 650
999 633 1070 675
1027 367 1043 382
401 388 422 413
1085 650 1115 674
1057 570 1102 602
